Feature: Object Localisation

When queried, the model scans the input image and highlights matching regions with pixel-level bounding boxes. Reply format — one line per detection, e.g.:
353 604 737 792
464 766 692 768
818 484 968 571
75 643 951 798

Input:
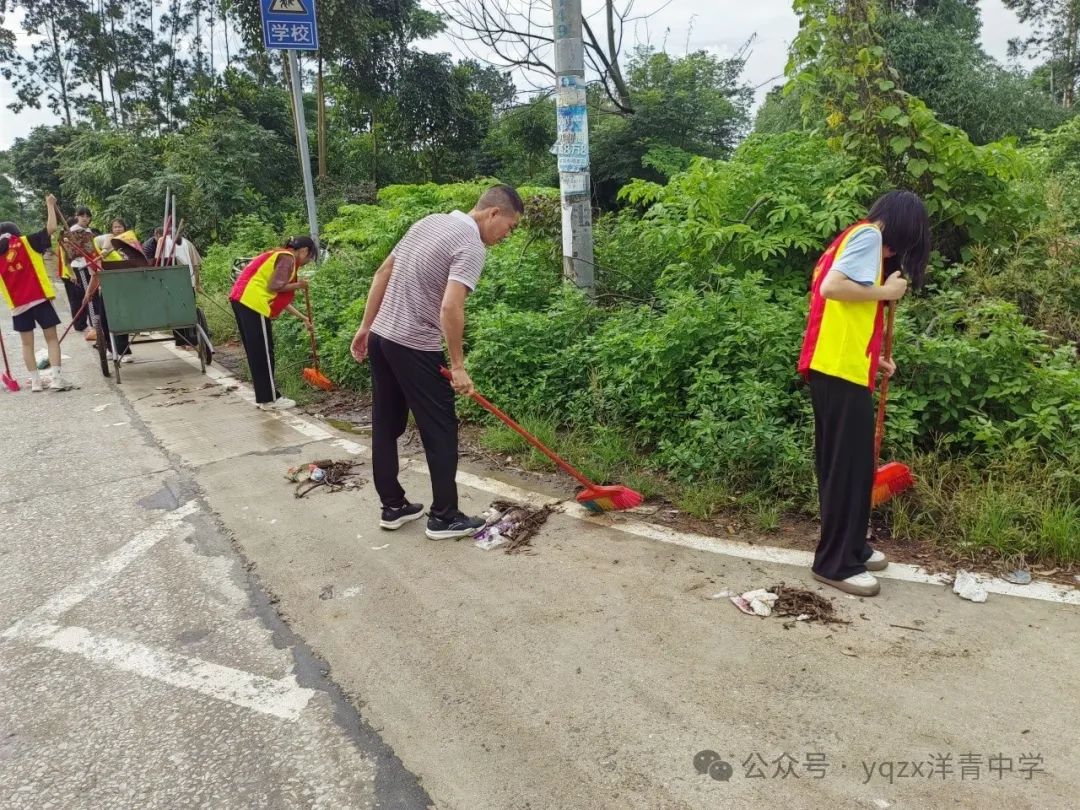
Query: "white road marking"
3 502 199 641
159 344 1080 607
37 624 313 721
4 498 315 720
567 508 1080 605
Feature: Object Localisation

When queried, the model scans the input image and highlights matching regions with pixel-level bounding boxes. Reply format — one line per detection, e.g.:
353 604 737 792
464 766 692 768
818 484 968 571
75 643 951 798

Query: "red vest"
797 222 885 391
229 250 297 319
0 236 55 310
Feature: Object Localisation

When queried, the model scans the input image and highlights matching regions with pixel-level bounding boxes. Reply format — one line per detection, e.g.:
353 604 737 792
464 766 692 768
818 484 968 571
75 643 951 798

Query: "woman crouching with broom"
797 191 930 597
229 236 317 411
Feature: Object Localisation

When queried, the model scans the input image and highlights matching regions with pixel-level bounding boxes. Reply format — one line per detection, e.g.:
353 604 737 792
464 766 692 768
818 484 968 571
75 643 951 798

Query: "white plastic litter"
730 588 779 617
953 570 988 603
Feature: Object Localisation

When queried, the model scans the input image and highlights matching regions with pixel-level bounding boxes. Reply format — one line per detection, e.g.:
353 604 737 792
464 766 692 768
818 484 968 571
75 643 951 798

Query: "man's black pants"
809 371 875 581
369 332 459 518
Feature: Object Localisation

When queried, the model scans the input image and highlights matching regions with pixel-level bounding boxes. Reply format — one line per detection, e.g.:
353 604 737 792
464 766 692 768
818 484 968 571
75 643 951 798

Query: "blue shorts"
12 300 61 333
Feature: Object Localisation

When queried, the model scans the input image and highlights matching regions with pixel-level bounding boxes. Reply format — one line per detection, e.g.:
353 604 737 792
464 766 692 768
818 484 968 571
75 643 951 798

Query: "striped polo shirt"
371 211 487 352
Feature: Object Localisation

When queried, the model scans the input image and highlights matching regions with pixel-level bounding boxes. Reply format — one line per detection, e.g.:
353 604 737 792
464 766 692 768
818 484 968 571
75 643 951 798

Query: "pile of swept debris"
473 500 558 554
728 582 848 625
286 459 367 498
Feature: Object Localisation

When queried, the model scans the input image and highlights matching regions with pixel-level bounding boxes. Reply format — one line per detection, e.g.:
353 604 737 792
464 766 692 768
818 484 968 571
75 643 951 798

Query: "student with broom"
797 190 930 597
228 235 316 411
350 185 523 540
0 194 75 392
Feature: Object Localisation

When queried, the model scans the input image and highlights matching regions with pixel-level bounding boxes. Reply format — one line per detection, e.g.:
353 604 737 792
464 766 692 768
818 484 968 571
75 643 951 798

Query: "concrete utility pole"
551 0 594 293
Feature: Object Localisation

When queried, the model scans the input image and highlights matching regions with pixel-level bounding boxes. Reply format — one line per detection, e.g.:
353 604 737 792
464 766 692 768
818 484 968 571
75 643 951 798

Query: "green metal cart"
96 262 212 383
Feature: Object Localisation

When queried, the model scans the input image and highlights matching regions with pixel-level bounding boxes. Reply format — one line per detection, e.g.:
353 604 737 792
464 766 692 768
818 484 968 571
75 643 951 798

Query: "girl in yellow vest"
0 193 74 391
797 191 930 597
228 236 316 410
89 217 143 362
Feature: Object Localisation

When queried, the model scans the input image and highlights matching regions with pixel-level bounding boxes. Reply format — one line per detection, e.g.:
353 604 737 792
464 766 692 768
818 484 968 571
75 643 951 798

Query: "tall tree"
1004 0 1080 107
434 0 654 113
4 0 92 125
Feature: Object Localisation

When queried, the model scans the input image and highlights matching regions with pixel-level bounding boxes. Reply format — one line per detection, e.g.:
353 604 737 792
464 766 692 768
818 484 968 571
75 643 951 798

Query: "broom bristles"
871 462 914 507
303 367 334 391
576 485 643 513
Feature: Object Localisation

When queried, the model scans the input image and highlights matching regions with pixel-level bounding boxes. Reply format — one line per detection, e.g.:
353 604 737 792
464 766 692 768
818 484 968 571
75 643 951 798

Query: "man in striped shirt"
351 185 523 539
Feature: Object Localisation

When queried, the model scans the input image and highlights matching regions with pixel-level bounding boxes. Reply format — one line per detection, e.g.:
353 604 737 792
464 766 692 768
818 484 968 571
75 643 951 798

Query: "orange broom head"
576 484 643 513
871 461 914 507
303 366 334 391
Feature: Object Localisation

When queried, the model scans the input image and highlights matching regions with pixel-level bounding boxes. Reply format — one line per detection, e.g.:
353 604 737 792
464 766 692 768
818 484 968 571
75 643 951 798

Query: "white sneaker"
865 549 888 571
259 396 296 411
106 351 116 361
31 379 44 393
49 374 75 391
812 570 881 597
120 354 134 364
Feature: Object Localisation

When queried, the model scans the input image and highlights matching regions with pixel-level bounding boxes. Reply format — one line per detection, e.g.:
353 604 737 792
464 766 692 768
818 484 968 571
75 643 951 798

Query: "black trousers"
809 371 875 580
76 266 129 355
369 332 459 517
231 300 279 404
62 276 88 330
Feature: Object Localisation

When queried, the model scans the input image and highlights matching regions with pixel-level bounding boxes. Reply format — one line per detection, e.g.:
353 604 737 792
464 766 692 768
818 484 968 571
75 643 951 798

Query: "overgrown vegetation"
5 0 1079 566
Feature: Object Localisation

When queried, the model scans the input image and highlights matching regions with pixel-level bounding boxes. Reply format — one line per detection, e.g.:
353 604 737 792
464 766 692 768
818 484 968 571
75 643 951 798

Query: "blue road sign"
261 0 319 51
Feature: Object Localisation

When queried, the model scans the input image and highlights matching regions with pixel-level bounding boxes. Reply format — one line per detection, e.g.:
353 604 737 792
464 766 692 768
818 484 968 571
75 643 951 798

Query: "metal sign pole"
287 51 320 255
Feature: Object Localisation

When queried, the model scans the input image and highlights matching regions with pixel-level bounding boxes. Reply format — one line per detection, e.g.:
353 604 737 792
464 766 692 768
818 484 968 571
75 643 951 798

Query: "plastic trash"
1003 569 1031 585
953 570 988 603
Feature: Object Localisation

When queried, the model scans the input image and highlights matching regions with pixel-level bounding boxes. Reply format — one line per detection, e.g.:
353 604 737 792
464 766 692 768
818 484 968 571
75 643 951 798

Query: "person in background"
0 194 74 391
65 206 100 343
797 190 930 597
228 236 315 410
350 185 522 540
142 227 164 262
90 217 142 362
55 217 88 333
163 232 210 358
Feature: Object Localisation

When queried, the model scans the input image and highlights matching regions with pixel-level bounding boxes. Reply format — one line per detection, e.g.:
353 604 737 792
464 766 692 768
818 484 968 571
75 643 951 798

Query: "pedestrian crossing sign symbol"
269 0 306 13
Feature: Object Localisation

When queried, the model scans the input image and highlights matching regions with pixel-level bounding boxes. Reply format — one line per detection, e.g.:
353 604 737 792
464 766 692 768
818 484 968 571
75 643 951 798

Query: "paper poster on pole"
560 172 588 196
561 205 574 257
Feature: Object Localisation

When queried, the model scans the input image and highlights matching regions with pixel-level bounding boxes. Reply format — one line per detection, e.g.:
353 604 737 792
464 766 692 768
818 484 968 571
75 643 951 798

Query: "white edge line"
37 624 314 721
159 344 1080 608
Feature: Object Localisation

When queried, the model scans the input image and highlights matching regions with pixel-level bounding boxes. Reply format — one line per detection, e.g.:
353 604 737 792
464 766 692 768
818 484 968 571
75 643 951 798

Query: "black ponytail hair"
867 190 931 289
0 221 18 252
283 235 318 258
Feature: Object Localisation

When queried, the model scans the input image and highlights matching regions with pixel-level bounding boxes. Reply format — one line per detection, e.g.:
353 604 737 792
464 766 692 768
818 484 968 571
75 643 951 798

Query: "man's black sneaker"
379 502 425 530
425 511 485 540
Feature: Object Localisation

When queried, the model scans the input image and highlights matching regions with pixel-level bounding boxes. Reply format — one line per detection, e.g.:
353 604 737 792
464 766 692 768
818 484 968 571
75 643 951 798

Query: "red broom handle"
439 367 597 489
0 328 12 375
874 303 897 463
304 292 320 369
58 296 93 344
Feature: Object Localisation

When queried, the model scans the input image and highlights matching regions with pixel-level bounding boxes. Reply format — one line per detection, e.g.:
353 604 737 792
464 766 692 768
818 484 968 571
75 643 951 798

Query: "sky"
0 0 1032 150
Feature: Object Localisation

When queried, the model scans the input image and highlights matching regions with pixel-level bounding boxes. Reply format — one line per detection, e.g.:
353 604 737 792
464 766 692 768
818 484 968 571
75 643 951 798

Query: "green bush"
222 153 1079 567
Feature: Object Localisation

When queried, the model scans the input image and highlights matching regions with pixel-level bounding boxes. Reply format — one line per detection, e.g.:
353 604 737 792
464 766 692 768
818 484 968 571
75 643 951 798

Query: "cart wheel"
94 316 110 378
